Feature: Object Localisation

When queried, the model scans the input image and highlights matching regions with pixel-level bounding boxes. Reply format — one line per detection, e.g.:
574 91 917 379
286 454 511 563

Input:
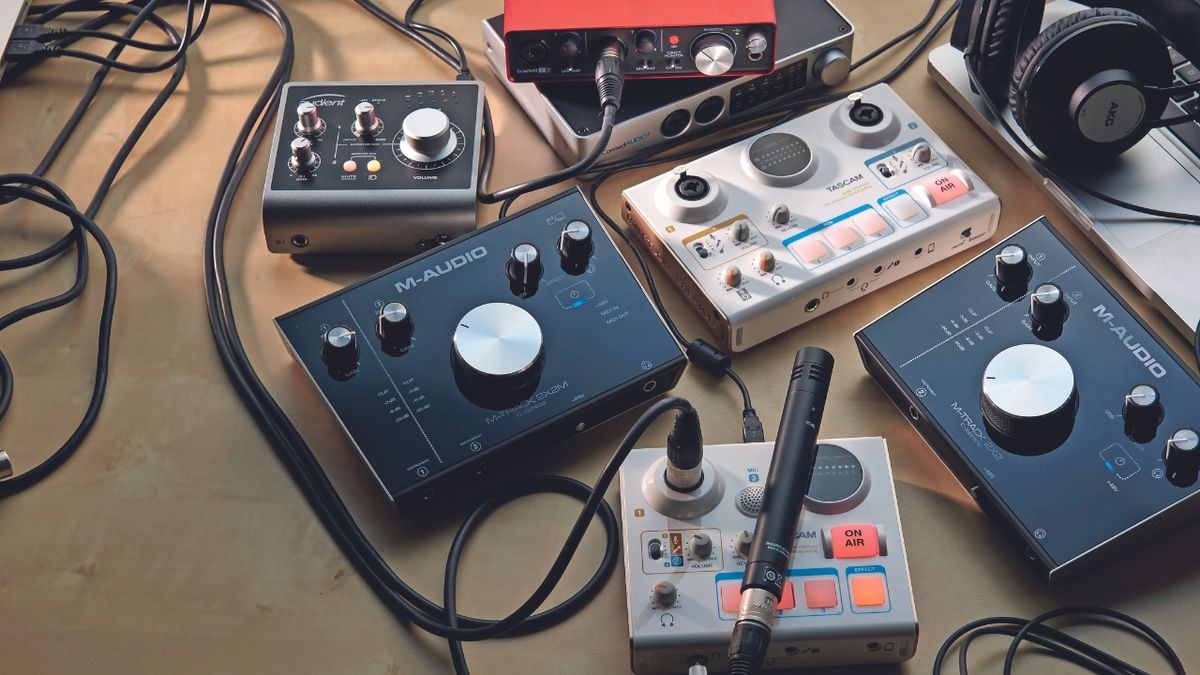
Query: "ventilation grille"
792 361 830 385
735 485 765 517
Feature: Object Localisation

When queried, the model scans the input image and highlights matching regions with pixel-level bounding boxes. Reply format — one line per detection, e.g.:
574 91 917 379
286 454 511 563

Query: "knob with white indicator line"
723 265 743 288
1030 283 1069 328
296 101 324 136
559 220 593 263
289 137 318 172
1165 429 1200 486
353 101 383 137
910 142 933 164
691 33 736 76
1123 384 1164 441
732 220 751 243
400 108 457 162
507 243 544 298
770 204 791 226
452 303 545 409
995 244 1032 301
321 325 359 375
981 344 1078 453
735 529 753 557
377 301 414 348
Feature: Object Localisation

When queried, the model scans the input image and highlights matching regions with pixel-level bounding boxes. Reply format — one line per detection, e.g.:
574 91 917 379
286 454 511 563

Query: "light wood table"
1 1 1197 672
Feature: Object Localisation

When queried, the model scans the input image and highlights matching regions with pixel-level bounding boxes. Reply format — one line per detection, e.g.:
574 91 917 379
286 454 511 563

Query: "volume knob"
1165 429 1200 486
401 108 457 163
689 533 713 559
653 581 678 609
451 303 545 409
814 48 851 86
691 33 736 76
981 344 1077 453
321 325 359 376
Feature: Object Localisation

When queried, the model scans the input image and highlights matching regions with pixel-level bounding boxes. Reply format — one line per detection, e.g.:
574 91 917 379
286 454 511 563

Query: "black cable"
44 0 212 74
936 607 1184 674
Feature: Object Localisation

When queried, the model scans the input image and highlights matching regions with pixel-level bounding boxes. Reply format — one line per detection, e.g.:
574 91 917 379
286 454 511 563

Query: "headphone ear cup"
1008 8 1172 161
974 0 1042 101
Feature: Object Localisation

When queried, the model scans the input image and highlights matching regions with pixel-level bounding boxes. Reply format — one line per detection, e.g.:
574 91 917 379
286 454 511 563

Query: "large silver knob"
452 303 545 408
400 108 457 163
814 48 851 86
353 101 383 137
981 344 1077 452
691 33 736 76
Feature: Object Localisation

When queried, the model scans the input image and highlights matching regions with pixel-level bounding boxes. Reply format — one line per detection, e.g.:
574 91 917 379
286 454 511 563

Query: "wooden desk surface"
2 1 1197 672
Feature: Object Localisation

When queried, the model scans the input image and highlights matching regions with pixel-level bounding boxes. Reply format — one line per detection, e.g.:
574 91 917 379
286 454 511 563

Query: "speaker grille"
735 484 765 517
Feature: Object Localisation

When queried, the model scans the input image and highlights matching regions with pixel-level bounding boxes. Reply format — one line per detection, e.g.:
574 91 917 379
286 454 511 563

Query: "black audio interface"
261 81 484 254
857 219 1200 585
276 189 686 508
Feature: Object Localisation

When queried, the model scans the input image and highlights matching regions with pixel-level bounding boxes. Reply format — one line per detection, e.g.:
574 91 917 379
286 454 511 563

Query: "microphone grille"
735 484 765 517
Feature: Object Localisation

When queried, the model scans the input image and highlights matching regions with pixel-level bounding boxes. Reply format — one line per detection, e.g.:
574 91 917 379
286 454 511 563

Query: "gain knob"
723 265 743 288
321 325 359 376
770 203 791 226
559 220 593 263
653 581 677 608
909 142 933 164
689 533 713 559
507 243 544 297
981 344 1078 454
289 137 318 172
451 303 545 409
691 33 736 76
1164 429 1200 486
400 108 457 163
734 529 753 557
377 301 414 349
1123 384 1164 442
732 220 751 243
353 101 383 137
756 250 776 273
296 101 324 136
814 48 851 86
1030 283 1069 328
995 244 1032 300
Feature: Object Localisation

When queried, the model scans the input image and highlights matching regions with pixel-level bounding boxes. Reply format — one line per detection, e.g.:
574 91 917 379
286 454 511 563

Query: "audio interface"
622 84 1001 352
275 189 686 508
482 1 854 164
502 0 776 83
856 219 1200 585
619 438 917 674
261 81 484 254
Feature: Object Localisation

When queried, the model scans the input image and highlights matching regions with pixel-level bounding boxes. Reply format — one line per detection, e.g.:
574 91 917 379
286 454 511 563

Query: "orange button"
824 224 860 251
720 582 741 613
917 170 972 206
830 524 880 558
777 582 797 611
803 579 838 609
787 236 831 265
849 574 887 607
852 210 891 237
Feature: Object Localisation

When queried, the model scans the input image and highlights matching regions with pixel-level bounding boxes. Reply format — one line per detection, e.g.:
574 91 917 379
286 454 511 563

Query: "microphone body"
728 347 834 674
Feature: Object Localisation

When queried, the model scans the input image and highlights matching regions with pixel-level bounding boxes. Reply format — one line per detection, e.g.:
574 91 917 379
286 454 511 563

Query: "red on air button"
850 574 888 608
803 579 838 609
826 524 881 558
914 169 973 207
720 581 740 613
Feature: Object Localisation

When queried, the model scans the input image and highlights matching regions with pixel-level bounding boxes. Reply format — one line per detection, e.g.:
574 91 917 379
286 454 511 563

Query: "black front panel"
270 83 479 191
857 220 1200 572
276 190 685 502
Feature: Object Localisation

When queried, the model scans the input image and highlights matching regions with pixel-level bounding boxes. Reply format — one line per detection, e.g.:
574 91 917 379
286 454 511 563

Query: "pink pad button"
788 237 831 265
852 209 891 238
720 581 740 613
824 224 861 251
918 170 972 206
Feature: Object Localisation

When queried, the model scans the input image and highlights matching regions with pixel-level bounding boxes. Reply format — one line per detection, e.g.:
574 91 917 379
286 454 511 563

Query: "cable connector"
4 38 49 63
12 24 59 42
741 408 765 443
0 450 11 480
665 403 704 492
685 339 732 378
594 40 626 110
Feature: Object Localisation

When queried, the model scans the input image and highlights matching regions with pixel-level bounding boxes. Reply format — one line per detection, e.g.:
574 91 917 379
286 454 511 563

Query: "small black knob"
995 244 1032 299
507 243 543 298
1031 283 1069 327
377 301 413 349
1165 429 1200 487
1123 384 1164 442
321 325 358 376
559 220 594 263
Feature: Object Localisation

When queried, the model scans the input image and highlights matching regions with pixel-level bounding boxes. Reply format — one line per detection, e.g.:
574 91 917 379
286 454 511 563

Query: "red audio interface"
503 0 776 83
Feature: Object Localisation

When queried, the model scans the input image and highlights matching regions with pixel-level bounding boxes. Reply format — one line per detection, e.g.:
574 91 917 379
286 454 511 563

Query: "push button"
823 524 883 559
787 236 831 266
777 582 797 611
851 209 891 238
913 169 972 208
803 579 838 609
824 224 861 251
849 573 888 608
883 194 924 224
720 581 741 613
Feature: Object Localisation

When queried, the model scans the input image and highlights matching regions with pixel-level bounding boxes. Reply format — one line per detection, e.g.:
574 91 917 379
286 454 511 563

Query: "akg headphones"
953 0 1200 161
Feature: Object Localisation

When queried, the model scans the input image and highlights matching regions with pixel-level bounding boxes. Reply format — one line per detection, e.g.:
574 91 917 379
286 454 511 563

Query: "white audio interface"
621 84 1001 351
619 438 917 674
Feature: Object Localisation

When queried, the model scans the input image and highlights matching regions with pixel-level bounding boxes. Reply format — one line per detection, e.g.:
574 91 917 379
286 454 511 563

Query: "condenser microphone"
727 346 834 675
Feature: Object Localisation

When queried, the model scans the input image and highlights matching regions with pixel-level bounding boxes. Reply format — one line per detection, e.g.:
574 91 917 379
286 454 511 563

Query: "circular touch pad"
743 133 817 187
803 444 869 515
